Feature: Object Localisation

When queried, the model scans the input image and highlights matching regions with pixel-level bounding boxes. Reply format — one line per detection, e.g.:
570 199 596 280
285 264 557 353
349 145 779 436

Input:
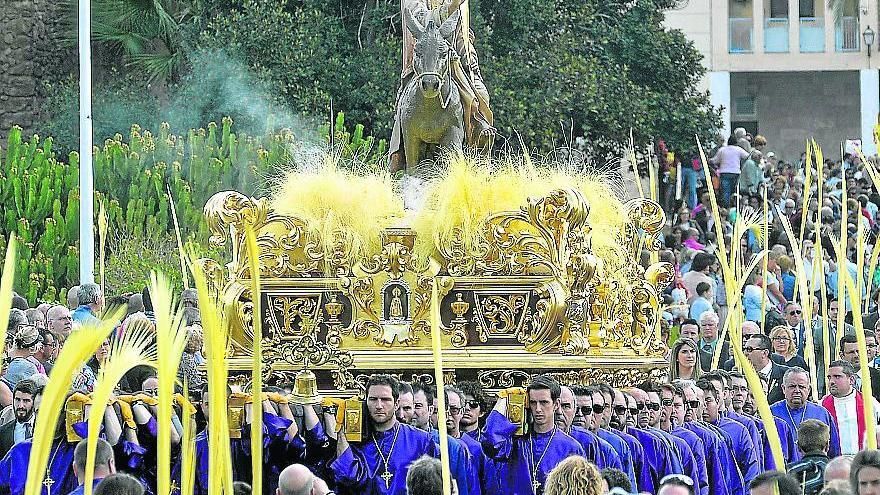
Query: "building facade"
665 0 879 160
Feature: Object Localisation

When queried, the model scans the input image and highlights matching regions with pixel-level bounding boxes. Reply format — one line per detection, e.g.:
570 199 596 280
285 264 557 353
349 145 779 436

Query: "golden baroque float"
199 156 674 395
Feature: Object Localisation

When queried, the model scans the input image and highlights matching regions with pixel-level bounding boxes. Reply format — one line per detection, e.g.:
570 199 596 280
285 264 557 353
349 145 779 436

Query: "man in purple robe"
193 385 305 495
0 395 124 495
678 381 745 495
555 386 620 471
481 375 584 495
729 372 794 466
618 389 684 486
658 383 711 495
457 381 503 495
592 385 647 493
769 366 841 461
705 371 765 470
331 375 436 495
696 378 759 487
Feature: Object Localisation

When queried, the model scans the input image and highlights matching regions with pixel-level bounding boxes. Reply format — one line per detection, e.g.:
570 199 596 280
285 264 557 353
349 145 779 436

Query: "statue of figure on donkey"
389 0 495 171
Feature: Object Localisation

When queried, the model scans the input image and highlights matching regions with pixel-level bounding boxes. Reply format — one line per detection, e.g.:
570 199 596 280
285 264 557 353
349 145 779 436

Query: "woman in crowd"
668 338 701 381
769 325 808 369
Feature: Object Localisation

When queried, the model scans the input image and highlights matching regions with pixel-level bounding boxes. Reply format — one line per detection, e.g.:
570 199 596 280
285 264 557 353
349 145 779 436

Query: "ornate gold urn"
201 184 673 394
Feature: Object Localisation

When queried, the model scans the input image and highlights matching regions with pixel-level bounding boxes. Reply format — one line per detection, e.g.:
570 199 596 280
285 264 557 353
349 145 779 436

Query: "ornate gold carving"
206 184 671 384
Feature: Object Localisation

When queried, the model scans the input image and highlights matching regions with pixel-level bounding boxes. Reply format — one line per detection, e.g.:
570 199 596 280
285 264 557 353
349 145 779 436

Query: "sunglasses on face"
743 346 768 353
661 399 674 407
446 406 462 416
613 405 628 415
646 403 661 411
687 400 700 409
788 310 802 315
466 400 481 410
576 405 592 416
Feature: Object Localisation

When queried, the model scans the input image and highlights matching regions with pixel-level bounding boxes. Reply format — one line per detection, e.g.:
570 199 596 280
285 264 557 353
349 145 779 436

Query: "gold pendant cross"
532 479 541 493
380 470 393 489
170 480 179 494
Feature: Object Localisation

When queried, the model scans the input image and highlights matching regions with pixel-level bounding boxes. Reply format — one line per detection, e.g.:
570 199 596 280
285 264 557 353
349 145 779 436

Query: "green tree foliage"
193 0 718 159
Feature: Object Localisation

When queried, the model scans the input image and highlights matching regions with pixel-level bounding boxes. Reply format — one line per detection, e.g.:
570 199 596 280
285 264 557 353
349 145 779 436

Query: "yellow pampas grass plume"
271 156 404 273
244 227 263 495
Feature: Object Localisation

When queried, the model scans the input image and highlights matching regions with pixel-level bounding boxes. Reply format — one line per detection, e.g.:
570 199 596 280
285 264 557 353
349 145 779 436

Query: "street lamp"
864 25 876 58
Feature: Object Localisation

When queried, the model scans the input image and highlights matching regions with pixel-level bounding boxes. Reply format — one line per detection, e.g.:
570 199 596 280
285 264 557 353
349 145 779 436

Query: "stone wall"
0 0 71 141
730 70 861 161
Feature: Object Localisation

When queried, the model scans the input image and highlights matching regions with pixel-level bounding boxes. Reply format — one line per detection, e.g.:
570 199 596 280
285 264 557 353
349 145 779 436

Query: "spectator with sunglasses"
744 333 791 404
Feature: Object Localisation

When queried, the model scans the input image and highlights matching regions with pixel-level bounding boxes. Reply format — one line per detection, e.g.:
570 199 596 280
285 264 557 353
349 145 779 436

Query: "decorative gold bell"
291 369 322 405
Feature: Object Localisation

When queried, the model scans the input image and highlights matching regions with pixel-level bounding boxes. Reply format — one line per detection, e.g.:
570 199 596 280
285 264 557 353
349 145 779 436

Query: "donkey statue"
397 9 464 167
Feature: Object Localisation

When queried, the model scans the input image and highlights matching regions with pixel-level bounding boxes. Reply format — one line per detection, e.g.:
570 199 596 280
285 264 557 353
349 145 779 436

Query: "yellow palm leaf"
25 311 124 495
83 324 156 495
150 272 188 495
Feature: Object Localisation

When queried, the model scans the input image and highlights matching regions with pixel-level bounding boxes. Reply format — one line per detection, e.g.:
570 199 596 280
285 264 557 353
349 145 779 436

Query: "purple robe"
770 401 841 461
625 426 681 488
482 411 584 495
711 416 759 486
459 433 488 495
595 429 636 490
564 427 601 466
725 411 765 471
331 422 436 495
430 430 477 495
194 412 304 495
0 422 122 495
754 416 794 469
610 428 652 494
682 422 737 495
669 427 709 495
700 421 746 495
464 429 504 495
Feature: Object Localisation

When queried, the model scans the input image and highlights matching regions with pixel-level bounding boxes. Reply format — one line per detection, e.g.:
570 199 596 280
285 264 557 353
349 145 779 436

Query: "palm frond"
151 272 188 495
129 51 182 82
24 312 124 495
0 236 18 360
83 324 156 495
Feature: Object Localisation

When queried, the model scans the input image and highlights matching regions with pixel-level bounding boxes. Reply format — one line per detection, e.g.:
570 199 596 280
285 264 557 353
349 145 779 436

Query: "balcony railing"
765 18 789 52
799 17 825 52
836 16 860 52
730 17 754 53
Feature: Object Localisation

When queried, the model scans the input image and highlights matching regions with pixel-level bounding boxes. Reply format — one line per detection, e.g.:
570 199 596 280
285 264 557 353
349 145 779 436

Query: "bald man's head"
556 386 576 431
277 464 314 495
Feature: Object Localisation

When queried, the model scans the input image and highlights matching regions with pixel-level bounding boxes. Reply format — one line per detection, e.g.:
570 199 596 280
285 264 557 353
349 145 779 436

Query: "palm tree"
63 0 197 82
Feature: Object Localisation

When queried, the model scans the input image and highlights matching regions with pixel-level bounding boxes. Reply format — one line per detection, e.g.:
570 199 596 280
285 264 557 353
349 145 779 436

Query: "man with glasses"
661 383 728 495
414 384 474 495
570 386 636 490
770 367 841 462
839 333 880 404
704 371 765 471
728 372 794 468
618 389 683 493
820 360 880 455
678 380 746 495
744 334 790 403
555 386 620 471
721 321 762 371
457 381 501 495
641 385 705 495
696 378 759 488
437 386 480 495
589 386 646 493
782 302 806 357
33 329 57 375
